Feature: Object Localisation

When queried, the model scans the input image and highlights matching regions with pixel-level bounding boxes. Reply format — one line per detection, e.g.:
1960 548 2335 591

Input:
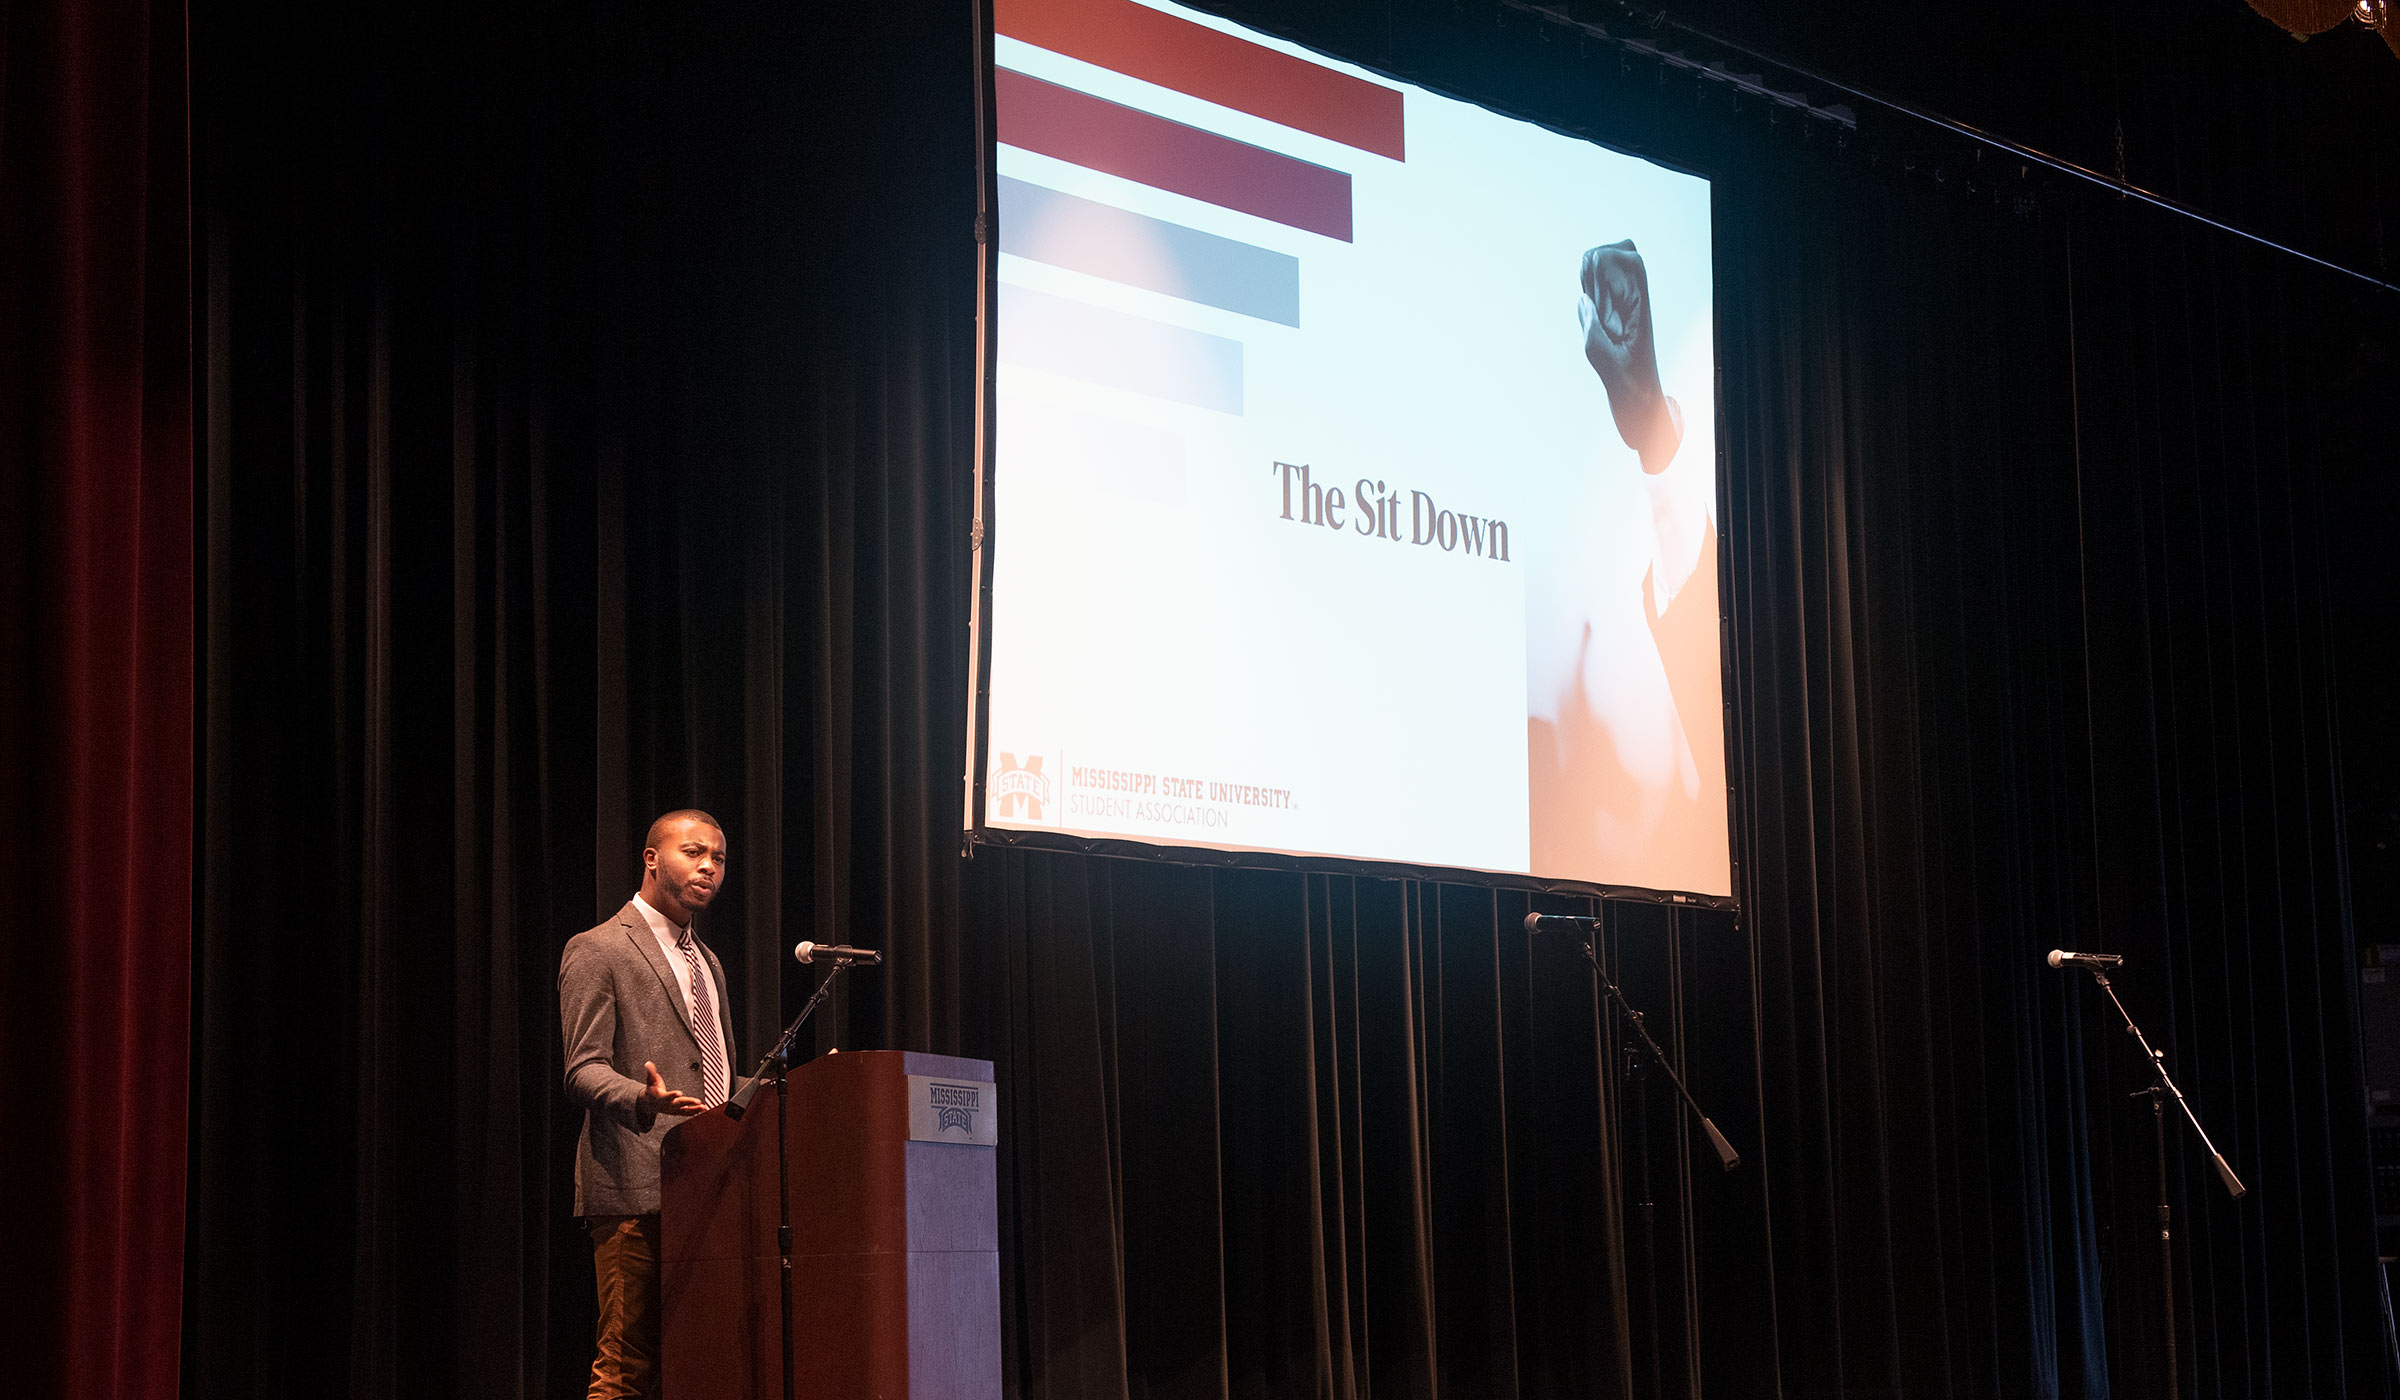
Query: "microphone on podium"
794 941 883 966
2046 949 2123 970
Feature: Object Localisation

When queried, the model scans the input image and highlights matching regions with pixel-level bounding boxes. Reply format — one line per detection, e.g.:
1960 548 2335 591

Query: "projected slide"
979 0 1728 897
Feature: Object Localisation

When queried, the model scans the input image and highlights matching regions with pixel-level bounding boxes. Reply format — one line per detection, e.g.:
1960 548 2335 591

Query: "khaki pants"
584 1214 662 1399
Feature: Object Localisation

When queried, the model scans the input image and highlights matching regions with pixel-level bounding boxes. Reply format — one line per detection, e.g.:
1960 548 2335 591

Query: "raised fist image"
1579 239 1682 473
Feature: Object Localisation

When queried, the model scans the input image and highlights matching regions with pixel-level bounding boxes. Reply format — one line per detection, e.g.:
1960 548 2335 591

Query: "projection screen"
969 0 1731 900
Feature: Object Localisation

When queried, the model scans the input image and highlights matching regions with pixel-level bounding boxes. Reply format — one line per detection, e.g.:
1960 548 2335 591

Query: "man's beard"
668 872 714 914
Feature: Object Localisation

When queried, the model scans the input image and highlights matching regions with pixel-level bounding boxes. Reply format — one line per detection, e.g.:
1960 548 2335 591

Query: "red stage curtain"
0 0 194 1396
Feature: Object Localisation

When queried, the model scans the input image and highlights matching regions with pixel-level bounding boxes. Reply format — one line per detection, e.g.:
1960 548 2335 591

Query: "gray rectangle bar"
1000 175 1301 327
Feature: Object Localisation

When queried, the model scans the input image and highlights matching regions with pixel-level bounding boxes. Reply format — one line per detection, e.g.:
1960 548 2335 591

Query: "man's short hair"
644 808 724 853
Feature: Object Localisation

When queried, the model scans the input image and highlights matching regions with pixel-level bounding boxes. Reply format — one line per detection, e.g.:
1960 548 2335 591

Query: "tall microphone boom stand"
2069 962 2245 1400
1577 927 1741 1174
1571 917 1737 1400
721 954 866 1400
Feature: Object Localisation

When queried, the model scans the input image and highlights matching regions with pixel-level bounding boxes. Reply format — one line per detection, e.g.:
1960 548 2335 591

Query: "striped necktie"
678 932 729 1108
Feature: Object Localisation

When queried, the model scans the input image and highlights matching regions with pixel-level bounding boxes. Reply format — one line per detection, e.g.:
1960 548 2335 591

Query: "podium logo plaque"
907 1074 999 1146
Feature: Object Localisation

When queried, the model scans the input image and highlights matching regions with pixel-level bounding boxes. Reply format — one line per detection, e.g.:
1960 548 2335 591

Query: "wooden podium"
659 1050 1001 1400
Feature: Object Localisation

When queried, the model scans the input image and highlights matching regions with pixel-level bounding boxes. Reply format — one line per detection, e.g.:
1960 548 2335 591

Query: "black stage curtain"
1714 157 2390 1395
188 3 975 1395
186 2 2399 1398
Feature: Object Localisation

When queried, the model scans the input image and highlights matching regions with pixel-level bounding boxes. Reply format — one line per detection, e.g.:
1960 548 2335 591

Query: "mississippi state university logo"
992 753 1049 821
906 1072 997 1145
930 1082 980 1135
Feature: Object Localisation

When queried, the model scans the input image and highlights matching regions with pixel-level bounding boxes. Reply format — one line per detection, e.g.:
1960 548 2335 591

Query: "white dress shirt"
631 892 709 1035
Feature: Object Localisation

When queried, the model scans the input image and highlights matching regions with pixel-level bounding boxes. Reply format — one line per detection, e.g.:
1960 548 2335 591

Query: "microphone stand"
2133 1085 2177 1400
2070 964 2244 1400
1625 1038 1663 1400
721 954 865 1400
1567 916 1735 1400
1576 926 1741 1173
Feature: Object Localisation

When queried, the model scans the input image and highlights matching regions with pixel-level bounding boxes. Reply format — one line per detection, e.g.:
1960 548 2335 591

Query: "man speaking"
559 809 741 1399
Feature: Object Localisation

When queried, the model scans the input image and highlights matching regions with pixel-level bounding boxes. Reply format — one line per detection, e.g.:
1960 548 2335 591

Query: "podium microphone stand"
722 943 879 1400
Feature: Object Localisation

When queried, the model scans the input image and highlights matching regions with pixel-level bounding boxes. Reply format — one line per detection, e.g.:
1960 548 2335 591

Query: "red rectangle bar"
996 68 1353 242
995 0 1404 162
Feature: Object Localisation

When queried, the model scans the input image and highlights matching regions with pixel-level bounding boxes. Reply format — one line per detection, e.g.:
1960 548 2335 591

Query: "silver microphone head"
2046 949 2067 968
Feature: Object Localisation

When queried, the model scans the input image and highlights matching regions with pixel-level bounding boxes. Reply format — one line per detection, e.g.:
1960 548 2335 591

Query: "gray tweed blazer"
559 901 741 1216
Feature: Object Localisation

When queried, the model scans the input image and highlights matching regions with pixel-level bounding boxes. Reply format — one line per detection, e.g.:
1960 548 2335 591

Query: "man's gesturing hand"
1579 239 1682 474
643 1060 706 1117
